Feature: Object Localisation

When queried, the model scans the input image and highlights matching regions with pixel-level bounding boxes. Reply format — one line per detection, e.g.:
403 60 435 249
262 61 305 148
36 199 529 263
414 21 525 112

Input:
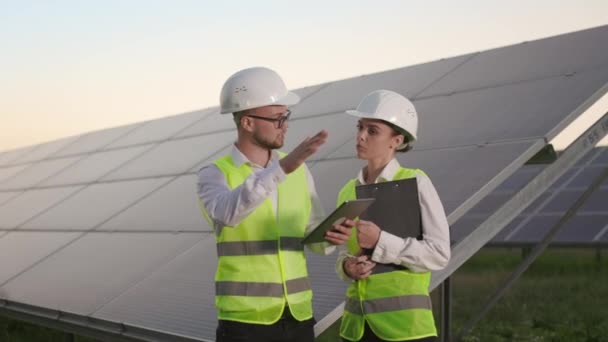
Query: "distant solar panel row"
452 146 608 245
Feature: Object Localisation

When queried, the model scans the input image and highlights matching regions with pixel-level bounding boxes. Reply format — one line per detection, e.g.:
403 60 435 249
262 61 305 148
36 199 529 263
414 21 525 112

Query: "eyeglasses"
246 110 291 129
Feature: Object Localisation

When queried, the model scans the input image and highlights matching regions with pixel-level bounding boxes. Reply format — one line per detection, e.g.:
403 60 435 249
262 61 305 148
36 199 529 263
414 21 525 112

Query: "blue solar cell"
580 188 608 212
492 216 526 242
594 147 608 164
509 215 562 242
575 148 604 166
541 189 585 213
522 192 551 215
549 168 579 189
554 214 608 242
565 166 607 188
495 165 543 192
450 216 486 243
468 193 513 215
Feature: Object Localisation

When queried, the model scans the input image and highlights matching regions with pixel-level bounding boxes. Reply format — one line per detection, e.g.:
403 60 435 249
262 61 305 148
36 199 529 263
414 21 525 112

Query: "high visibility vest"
200 154 313 324
338 167 437 341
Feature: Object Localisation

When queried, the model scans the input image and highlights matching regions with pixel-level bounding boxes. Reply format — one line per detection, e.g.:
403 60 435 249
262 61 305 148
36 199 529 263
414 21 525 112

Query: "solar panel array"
0 25 607 341
452 146 608 246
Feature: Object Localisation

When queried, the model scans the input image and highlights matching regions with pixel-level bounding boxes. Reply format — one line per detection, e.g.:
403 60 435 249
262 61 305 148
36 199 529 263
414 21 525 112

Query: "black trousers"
216 309 315 342
342 322 438 342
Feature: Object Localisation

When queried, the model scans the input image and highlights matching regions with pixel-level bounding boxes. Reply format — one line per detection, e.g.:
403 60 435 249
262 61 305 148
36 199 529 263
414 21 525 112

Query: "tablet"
301 198 375 244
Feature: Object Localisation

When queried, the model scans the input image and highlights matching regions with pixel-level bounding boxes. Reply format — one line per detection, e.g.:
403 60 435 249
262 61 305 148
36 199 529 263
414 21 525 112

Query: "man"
197 66 353 342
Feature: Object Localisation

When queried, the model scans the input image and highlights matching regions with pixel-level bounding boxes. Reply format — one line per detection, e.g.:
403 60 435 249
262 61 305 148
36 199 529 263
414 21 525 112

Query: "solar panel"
1 232 203 315
0 145 37 167
0 186 83 229
93 234 217 339
554 214 607 242
293 54 474 118
0 157 81 190
0 191 19 207
39 145 151 186
173 109 234 136
53 123 143 158
283 112 360 161
97 175 212 232
13 136 81 164
104 109 209 149
0 25 607 341
452 146 608 246
0 165 29 184
418 25 608 98
0 231 81 284
20 178 168 231
102 131 233 181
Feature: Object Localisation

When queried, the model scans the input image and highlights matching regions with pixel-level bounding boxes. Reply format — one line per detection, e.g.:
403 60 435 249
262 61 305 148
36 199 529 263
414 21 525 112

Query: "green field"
2 248 607 342
0 317 94 342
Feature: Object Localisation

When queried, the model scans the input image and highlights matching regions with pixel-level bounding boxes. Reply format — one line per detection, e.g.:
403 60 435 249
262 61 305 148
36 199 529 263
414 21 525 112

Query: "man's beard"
253 130 284 149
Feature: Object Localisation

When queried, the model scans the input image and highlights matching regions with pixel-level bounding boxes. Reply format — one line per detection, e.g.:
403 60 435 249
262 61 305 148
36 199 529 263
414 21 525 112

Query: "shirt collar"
356 158 401 185
230 144 280 168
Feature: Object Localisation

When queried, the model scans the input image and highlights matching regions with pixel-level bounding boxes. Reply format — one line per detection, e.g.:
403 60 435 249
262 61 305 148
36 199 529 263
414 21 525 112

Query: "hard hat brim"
278 91 301 107
345 109 375 119
220 91 301 114
345 109 417 141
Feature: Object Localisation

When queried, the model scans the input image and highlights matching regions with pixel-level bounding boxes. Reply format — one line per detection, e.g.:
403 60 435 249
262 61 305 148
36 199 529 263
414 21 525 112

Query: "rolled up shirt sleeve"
371 173 451 272
197 159 286 228
335 246 354 281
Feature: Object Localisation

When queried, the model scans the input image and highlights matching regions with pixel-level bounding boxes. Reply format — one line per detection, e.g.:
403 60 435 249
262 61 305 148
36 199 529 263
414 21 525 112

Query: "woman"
335 90 451 342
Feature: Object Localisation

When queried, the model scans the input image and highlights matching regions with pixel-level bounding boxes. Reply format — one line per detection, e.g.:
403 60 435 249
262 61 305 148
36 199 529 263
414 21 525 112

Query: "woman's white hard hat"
346 89 418 146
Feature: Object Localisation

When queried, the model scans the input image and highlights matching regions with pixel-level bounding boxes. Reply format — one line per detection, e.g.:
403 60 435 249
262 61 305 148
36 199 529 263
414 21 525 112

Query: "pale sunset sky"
1 0 607 152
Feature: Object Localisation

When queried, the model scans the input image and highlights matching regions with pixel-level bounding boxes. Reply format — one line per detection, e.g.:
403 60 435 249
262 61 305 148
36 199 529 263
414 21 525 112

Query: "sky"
1 0 607 152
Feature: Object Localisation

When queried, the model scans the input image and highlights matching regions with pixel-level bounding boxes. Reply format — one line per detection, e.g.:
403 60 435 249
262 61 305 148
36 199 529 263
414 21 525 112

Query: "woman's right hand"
343 253 376 280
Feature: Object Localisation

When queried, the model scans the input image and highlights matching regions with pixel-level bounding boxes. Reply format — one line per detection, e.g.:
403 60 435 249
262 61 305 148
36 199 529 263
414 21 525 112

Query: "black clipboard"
356 178 422 240
301 198 375 244
356 178 422 272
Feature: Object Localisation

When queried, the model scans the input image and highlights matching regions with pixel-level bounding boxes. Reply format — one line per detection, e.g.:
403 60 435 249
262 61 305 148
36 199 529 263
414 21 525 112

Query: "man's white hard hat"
219 67 300 114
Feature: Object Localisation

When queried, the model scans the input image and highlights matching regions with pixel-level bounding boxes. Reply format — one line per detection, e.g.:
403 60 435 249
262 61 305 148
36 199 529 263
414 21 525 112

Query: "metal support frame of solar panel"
435 113 608 342
434 129 608 341
432 111 608 285
451 146 608 248
0 300 207 342
0 25 607 342
457 154 608 340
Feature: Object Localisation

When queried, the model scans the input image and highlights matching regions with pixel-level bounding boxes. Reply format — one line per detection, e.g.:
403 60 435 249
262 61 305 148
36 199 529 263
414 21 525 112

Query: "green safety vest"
200 154 313 324
338 167 437 341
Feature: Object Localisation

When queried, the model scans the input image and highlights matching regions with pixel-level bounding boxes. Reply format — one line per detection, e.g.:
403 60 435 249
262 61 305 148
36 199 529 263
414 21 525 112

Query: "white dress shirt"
337 158 451 280
197 145 332 255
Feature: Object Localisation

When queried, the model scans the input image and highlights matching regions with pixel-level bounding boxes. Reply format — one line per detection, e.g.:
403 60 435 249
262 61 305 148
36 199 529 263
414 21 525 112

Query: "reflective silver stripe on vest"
216 281 284 297
216 277 311 297
217 237 304 256
345 297 363 314
217 241 277 256
280 237 304 251
285 277 311 294
345 295 432 315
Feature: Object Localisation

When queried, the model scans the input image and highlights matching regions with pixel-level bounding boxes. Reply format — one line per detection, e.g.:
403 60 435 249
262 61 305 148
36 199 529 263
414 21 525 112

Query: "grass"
0 316 96 342
317 247 608 342
2 248 607 341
